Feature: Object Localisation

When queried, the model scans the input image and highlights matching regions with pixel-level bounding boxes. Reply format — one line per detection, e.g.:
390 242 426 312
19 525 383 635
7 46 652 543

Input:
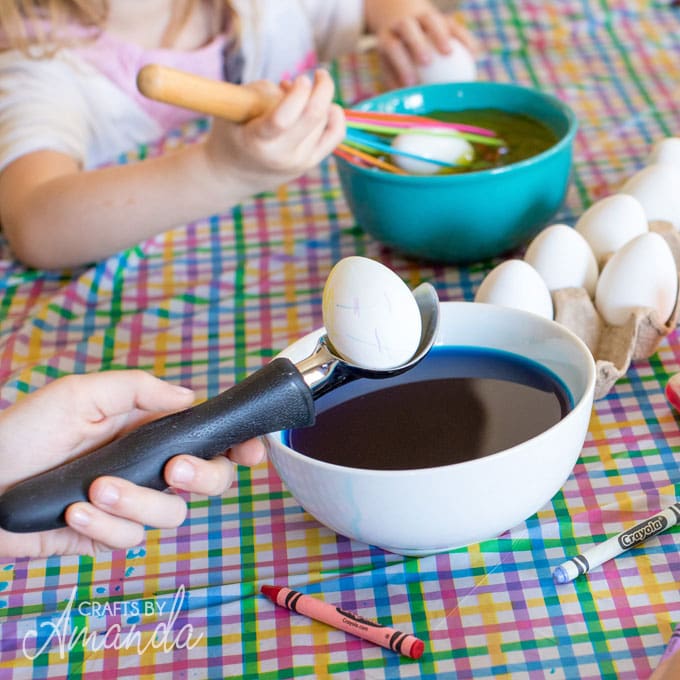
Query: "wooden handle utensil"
137 63 274 123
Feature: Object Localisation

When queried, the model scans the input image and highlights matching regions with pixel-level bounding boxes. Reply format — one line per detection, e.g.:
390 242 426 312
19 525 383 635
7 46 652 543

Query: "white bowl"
265 301 596 556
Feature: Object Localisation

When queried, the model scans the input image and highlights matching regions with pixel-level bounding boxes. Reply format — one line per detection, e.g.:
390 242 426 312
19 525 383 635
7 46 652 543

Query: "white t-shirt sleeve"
0 51 91 170
0 50 162 171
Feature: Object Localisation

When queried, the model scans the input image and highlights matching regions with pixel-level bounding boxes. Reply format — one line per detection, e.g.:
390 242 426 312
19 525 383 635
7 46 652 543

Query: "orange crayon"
260 584 425 660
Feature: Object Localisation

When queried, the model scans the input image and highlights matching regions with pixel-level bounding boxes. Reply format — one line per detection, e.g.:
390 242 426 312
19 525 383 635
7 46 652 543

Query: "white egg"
647 137 680 171
594 232 678 326
574 193 648 262
620 162 680 229
322 256 422 370
524 224 599 296
391 133 474 175
416 38 477 84
474 259 554 320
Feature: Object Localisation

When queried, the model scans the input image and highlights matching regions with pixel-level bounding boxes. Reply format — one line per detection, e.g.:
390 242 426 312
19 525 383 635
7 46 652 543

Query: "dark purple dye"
287 346 572 471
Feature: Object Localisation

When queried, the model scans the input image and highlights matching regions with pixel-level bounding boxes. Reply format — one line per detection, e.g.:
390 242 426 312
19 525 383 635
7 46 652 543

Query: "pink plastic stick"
345 109 497 137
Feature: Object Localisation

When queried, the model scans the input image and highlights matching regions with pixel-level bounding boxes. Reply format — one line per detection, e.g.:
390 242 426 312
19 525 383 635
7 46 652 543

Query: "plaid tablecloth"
1 1 680 678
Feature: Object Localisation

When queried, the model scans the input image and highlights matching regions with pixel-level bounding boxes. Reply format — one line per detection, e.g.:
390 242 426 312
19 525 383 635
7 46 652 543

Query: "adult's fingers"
74 370 195 422
65 502 147 550
165 454 237 497
88 475 188 528
228 438 267 467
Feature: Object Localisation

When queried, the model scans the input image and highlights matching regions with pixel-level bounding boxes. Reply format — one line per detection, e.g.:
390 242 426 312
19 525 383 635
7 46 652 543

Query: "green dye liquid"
429 107 559 174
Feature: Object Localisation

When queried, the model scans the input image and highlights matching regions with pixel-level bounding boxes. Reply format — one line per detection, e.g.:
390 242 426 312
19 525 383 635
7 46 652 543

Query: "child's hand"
0 371 266 558
203 69 345 195
367 1 478 88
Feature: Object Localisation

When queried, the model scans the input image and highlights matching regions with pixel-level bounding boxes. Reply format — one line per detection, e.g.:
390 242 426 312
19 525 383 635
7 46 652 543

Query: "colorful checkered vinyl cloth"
2 1 680 678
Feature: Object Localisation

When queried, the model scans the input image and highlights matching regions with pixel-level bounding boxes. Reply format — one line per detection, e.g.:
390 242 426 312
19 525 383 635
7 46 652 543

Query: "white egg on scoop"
474 259 554 320
416 38 477 84
322 256 422 370
594 232 678 326
391 133 474 175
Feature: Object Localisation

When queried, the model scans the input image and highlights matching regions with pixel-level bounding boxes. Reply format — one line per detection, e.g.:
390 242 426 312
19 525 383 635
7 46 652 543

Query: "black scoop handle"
0 358 315 533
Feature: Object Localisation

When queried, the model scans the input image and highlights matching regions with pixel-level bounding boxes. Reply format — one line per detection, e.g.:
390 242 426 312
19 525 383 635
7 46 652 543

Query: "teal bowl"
336 82 578 263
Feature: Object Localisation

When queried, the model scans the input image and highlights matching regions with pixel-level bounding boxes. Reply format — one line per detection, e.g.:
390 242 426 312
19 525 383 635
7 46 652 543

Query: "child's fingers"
381 36 420 87
165 454 237 496
445 15 479 53
310 103 346 162
266 70 336 135
419 12 456 53
388 17 434 66
303 70 336 118
88 475 188 528
298 71 342 143
242 79 283 115
260 74 313 135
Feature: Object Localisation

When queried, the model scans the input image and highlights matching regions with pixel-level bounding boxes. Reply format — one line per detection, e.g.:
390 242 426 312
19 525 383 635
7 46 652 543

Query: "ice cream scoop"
0 258 439 533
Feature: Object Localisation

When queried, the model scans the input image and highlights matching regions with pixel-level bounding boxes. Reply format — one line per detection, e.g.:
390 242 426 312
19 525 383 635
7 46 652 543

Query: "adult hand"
0 370 265 558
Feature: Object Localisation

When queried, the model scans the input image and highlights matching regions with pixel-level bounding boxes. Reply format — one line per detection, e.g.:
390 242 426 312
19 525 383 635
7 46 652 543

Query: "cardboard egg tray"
552 221 680 399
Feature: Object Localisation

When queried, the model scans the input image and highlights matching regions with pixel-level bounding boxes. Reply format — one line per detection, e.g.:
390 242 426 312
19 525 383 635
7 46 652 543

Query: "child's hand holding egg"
416 38 477 84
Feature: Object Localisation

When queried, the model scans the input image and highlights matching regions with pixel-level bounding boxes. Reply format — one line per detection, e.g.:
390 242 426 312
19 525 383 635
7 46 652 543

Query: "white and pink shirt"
0 0 363 170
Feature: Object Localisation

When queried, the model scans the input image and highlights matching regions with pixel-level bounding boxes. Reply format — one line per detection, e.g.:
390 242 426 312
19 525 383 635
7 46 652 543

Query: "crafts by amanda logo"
22 584 203 659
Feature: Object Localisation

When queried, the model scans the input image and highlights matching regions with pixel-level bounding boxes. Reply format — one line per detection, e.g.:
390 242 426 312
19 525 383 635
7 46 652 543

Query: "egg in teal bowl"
335 81 578 263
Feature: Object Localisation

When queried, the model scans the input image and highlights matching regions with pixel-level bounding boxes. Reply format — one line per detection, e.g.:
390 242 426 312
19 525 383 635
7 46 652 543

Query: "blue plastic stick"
344 129 465 169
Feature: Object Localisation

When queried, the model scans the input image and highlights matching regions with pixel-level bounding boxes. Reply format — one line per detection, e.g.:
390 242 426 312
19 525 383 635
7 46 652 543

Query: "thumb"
71 370 195 421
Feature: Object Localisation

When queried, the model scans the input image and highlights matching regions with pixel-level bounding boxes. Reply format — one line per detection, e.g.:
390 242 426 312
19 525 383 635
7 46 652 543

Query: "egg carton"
552 221 680 399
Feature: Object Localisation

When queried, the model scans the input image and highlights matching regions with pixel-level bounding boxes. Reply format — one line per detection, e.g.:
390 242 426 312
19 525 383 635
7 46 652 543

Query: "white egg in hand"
474 259 554 320
574 193 648 263
595 232 678 326
322 256 422 370
392 133 474 175
524 224 599 296
416 38 477 84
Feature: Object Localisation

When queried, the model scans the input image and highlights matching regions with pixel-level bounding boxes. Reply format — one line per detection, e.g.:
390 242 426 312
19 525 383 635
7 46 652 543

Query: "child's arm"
0 71 344 270
364 0 478 87
0 370 266 558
